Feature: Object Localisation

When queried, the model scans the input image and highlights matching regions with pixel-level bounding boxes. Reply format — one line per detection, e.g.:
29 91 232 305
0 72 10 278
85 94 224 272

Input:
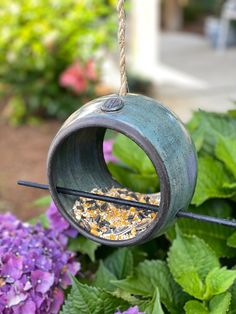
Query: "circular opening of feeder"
71 130 161 243
48 120 168 247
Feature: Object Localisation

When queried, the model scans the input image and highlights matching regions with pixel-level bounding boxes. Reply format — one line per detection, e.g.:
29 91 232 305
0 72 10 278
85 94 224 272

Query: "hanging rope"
117 0 128 96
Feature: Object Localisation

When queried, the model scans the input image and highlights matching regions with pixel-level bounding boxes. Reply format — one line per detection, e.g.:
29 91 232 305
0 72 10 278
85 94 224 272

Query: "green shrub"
0 0 116 123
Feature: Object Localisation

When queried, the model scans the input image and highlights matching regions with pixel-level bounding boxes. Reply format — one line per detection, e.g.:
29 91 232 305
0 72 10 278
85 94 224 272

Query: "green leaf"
96 290 129 314
204 267 236 300
167 214 235 258
68 237 100 262
209 292 231 314
228 108 236 118
112 260 189 313
113 134 156 175
168 228 219 299
139 287 164 314
227 232 236 248
33 195 51 207
177 271 206 300
93 261 117 291
192 155 236 206
224 182 236 189
184 293 231 314
112 289 138 304
60 278 100 314
190 127 205 152
104 248 133 280
191 199 233 218
28 214 49 229
60 277 129 314
229 280 236 313
215 136 236 178
187 110 236 155
167 200 235 257
108 162 159 193
185 300 209 314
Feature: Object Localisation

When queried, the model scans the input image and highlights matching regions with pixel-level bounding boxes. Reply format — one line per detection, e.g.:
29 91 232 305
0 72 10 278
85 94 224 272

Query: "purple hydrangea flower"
103 140 117 163
115 306 144 314
46 201 78 240
0 213 80 314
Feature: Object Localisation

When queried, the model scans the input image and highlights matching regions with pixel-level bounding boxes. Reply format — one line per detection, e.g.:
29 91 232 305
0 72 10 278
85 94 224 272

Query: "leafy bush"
0 0 116 123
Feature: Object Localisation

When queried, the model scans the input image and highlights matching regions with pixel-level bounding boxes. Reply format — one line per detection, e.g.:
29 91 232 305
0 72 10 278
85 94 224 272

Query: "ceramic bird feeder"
47 93 198 246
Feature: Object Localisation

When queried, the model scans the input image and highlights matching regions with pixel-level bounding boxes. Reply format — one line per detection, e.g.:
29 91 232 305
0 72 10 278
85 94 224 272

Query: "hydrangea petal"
7 291 27 307
2 254 23 281
19 299 36 314
46 202 78 239
50 288 64 313
115 306 144 314
31 270 54 294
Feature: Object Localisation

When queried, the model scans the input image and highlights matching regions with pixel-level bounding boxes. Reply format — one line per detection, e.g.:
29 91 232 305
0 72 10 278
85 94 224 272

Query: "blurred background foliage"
182 0 225 23
0 0 117 124
0 0 230 125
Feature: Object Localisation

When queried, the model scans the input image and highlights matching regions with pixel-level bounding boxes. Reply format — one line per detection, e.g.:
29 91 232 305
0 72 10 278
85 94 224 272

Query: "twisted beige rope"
117 0 128 96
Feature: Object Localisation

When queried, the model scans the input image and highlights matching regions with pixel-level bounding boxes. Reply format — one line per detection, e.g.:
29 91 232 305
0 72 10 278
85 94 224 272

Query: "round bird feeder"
47 94 197 246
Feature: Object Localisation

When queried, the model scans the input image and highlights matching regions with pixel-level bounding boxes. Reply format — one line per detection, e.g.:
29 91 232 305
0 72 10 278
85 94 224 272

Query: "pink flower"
59 62 87 93
59 60 97 94
103 140 117 163
85 59 97 80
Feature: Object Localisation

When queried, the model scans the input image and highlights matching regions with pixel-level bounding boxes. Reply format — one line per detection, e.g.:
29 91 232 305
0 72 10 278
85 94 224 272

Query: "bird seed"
72 187 160 241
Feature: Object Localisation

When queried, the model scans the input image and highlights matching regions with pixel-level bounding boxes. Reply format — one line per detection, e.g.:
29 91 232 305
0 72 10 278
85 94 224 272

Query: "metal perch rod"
17 180 236 228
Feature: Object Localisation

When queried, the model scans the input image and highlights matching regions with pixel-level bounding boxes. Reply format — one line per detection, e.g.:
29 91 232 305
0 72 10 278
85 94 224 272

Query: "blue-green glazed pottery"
47 94 197 246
